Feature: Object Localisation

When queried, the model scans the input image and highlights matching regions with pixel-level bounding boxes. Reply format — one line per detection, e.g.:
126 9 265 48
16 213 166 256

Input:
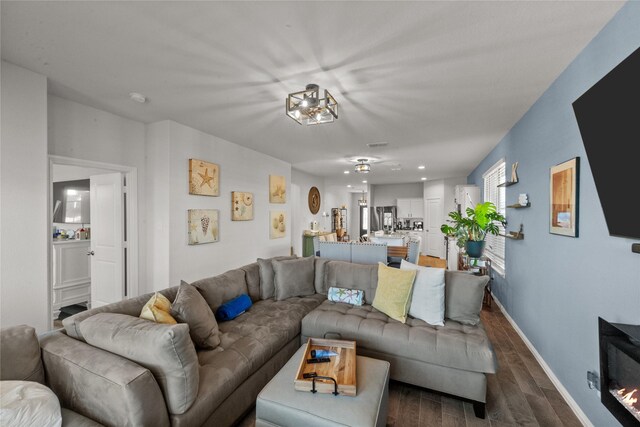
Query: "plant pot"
466 240 486 258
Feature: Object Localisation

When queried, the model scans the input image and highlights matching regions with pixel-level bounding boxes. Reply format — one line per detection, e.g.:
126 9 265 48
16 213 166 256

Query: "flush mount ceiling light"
354 159 371 173
286 83 338 125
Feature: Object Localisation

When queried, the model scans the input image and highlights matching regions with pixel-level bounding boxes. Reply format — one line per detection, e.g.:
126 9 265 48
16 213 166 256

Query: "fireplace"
599 317 640 426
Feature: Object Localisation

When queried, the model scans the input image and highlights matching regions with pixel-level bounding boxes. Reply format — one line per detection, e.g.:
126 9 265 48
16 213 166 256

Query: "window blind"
483 160 506 273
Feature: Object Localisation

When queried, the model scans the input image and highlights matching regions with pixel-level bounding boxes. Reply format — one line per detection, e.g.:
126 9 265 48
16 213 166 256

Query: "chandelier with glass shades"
354 159 371 173
358 191 367 206
286 84 338 125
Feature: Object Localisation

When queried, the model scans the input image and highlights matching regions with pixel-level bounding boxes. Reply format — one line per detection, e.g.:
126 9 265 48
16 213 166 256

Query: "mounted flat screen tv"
572 47 640 240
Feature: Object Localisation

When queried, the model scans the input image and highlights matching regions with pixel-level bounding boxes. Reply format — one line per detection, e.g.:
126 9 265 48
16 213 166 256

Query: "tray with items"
294 338 357 396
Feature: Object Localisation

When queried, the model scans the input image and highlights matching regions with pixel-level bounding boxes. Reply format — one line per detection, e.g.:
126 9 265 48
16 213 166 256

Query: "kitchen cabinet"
52 240 91 318
396 198 424 219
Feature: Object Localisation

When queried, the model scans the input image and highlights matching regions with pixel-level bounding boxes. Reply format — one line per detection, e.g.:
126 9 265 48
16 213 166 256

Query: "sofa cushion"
401 260 445 326
0 325 44 384
324 261 378 304
240 262 261 302
0 381 62 427
198 294 326 373
302 300 498 374
273 257 316 300
445 271 490 326
314 258 330 294
172 281 220 349
371 263 416 323
257 256 296 299
192 269 248 313
183 294 325 426
140 292 177 324
63 287 178 341
79 313 199 415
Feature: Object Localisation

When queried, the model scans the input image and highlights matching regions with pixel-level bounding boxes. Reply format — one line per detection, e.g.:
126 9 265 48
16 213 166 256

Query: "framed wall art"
270 210 286 239
188 209 219 245
231 191 254 221
269 175 286 203
550 157 579 237
189 159 219 196
308 186 321 214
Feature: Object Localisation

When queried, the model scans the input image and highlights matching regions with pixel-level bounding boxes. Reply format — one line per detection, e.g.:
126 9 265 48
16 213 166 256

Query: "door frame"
47 155 139 329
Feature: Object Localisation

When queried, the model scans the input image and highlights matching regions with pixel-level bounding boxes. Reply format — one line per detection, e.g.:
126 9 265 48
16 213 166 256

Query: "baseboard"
490 294 593 427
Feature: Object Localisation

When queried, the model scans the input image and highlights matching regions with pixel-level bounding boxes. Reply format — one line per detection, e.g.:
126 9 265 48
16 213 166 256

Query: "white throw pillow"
401 260 445 326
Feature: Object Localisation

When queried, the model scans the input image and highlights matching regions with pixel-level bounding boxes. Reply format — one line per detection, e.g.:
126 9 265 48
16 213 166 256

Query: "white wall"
146 120 291 288
48 96 148 293
370 183 423 207
1 61 49 332
291 169 324 256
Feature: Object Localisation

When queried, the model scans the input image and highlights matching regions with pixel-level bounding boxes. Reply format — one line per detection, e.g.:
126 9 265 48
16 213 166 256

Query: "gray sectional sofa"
39 257 497 426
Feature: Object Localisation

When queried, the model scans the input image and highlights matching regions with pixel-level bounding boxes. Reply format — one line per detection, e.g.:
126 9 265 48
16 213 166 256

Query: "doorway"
48 155 139 329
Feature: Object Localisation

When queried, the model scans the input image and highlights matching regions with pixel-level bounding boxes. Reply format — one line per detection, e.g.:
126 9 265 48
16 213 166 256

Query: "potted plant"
440 202 506 258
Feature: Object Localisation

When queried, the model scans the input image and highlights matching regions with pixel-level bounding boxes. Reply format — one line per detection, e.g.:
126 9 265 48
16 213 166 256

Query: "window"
483 160 506 274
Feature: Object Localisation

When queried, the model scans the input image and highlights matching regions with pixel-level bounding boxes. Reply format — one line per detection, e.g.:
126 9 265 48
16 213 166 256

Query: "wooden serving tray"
294 338 357 396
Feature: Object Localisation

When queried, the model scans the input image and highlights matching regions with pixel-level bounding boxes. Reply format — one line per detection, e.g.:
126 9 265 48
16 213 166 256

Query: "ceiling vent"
366 142 388 148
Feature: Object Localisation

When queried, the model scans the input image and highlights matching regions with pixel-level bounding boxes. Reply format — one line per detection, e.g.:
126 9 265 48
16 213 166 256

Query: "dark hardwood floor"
239 303 583 427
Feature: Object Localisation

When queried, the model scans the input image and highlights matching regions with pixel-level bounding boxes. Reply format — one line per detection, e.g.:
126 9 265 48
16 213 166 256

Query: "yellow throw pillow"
140 292 177 324
372 262 417 323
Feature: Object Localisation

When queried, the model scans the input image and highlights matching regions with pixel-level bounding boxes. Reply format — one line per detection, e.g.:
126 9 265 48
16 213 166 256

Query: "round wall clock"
308 186 321 214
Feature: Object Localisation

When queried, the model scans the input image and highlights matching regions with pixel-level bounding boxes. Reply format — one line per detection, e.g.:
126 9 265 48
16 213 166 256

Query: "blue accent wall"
467 4 640 426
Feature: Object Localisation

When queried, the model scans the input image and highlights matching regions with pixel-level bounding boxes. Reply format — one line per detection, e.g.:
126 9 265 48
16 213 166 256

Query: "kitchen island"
369 233 408 246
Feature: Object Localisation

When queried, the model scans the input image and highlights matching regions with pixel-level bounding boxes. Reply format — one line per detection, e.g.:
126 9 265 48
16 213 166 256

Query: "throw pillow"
328 286 364 306
171 281 220 349
371 262 417 323
215 294 253 321
140 292 177 324
444 271 490 325
400 260 445 326
272 256 316 300
79 313 198 415
257 256 296 299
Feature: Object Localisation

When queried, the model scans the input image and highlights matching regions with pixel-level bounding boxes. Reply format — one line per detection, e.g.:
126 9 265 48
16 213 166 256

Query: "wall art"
189 159 219 196
550 157 579 237
269 175 286 203
270 210 286 239
188 209 219 245
231 191 254 221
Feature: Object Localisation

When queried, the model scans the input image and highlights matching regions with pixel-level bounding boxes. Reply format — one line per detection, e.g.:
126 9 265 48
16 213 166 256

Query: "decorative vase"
466 240 486 258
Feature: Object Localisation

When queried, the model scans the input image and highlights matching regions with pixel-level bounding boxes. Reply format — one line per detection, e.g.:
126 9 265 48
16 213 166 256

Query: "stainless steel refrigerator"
369 206 397 232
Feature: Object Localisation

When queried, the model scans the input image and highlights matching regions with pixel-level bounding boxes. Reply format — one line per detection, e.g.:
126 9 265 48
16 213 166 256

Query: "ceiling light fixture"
354 159 371 173
421 177 427 181
344 171 350 174
286 83 338 125
358 191 367 207
362 180 367 184
418 165 426 170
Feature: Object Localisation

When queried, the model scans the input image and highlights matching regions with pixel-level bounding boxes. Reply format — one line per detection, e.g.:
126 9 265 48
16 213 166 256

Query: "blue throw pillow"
215 294 252 321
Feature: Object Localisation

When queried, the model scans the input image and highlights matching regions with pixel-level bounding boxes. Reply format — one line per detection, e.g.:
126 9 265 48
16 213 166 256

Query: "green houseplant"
440 202 506 258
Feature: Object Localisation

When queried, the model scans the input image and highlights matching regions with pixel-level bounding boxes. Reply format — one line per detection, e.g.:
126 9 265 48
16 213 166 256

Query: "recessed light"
362 180 367 183
421 177 427 181
129 92 147 103
418 165 426 170
344 171 350 174
347 185 352 188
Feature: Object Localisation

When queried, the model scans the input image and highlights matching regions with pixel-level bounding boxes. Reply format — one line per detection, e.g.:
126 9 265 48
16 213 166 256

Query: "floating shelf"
497 181 518 188
506 203 531 209
500 233 524 240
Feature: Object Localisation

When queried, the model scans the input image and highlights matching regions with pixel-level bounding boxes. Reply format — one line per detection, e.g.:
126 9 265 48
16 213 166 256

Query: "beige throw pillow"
372 263 416 323
171 281 221 349
140 292 177 324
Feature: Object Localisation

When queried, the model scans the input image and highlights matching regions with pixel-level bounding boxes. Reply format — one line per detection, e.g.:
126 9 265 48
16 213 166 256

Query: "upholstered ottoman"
256 346 389 427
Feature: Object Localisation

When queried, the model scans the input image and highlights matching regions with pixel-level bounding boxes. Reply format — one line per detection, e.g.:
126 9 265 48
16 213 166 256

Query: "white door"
426 197 444 258
90 173 124 308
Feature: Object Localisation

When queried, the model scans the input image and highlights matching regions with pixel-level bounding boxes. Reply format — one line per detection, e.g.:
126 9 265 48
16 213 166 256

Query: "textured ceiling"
1 1 625 187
